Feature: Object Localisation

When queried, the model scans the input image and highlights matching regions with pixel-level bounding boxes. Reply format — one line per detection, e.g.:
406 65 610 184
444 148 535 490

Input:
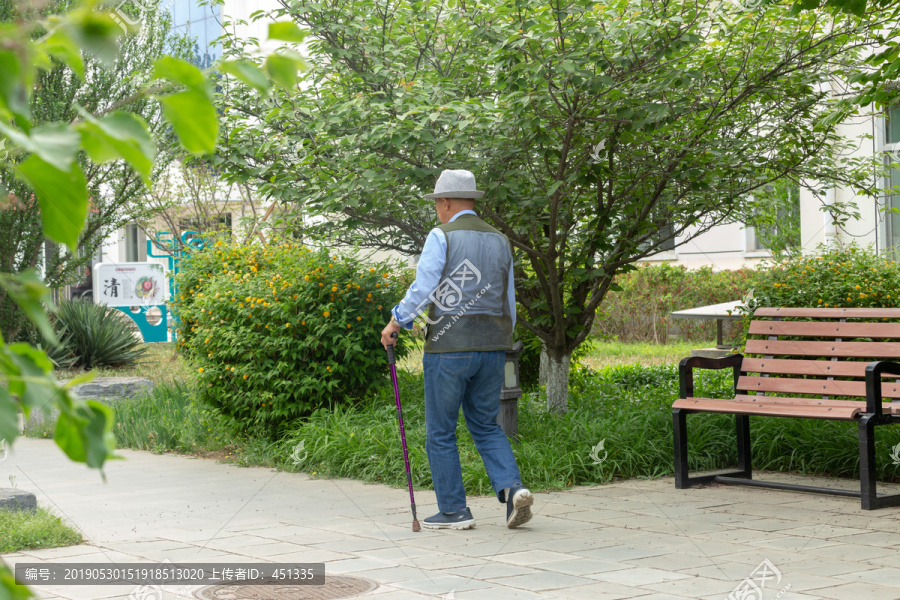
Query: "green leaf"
268 21 307 42
0 560 35 600
153 57 218 154
41 26 85 80
77 111 155 185
0 387 19 448
4 344 56 418
265 53 304 89
220 59 271 93
64 9 123 66
0 271 57 344
54 397 118 470
0 122 81 172
15 155 89 252
158 94 219 155
0 45 32 127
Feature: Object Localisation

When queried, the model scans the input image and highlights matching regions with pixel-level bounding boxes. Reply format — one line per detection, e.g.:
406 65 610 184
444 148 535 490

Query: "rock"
26 377 154 429
0 488 37 512
64 377 154 401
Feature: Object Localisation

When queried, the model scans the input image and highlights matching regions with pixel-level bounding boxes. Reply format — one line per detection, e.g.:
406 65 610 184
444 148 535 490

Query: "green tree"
0 0 193 342
213 0 894 411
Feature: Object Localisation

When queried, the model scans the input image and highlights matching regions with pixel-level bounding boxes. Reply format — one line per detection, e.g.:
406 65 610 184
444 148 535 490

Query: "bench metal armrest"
866 360 900 417
679 353 743 398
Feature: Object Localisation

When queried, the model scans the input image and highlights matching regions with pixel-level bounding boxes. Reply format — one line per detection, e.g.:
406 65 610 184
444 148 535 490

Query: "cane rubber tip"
412 520 421 532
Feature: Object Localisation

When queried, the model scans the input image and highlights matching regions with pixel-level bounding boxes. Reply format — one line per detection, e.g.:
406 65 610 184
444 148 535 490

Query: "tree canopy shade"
213 0 897 411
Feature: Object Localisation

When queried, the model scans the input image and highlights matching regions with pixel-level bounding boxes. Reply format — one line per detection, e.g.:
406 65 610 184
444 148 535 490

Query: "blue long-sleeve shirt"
392 210 516 329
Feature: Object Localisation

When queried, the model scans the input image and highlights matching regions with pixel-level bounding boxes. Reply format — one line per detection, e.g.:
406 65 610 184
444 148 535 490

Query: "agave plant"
53 300 147 370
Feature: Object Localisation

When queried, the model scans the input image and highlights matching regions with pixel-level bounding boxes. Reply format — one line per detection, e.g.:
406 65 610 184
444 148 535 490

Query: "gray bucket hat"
424 169 484 199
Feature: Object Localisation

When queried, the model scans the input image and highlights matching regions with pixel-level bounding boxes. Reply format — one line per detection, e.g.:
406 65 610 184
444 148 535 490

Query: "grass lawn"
0 507 82 553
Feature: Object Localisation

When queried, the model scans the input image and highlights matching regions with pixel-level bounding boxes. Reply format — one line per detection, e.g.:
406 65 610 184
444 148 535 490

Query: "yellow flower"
198 367 204 373
346 324 352 328
285 323 291 327
332 286 338 292
357 316 362 321
370 268 375 273
324 311 330 317
304 275 309 281
301 320 306 325
855 285 860 289
243 374 249 379
818 299 823 304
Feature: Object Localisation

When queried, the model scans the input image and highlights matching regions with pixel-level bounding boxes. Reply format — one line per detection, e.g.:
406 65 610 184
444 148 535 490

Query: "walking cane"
386 332 421 532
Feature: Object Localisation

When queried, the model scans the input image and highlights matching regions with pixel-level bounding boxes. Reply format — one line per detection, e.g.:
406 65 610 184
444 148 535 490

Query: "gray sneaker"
422 507 476 530
506 485 533 528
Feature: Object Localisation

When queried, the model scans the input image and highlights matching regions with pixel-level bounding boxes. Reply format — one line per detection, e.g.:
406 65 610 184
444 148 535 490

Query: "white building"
645 102 900 271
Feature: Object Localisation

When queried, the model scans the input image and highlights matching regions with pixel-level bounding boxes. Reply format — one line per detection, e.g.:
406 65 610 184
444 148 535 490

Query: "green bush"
595 263 756 344
752 244 900 309
172 240 408 434
39 300 147 370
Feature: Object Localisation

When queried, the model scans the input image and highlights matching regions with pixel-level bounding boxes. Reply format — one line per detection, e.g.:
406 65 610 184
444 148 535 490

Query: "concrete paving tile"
522 537 610 554
348 564 439 584
7 546 101 560
747 535 841 552
392 574 492 595
441 562 535 580
536 581 654 600
538 559 638 577
321 557 396 573
625 552 718 572
309 538 396 552
353 546 444 564
575 545 666 562
488 571 596 591
813 582 900 600
490 550 578 567
454 586 552 600
786 557 875 577
587 566 691 586
835 566 900 587
831 531 900 547
640 573 742 597
802 542 898 562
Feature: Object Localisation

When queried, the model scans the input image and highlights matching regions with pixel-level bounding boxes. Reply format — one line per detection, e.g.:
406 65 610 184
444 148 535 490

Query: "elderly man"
381 169 533 530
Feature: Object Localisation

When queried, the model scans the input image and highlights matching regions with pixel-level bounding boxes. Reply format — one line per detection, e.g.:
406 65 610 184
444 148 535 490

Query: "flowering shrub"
594 263 756 343
752 245 900 309
172 240 406 433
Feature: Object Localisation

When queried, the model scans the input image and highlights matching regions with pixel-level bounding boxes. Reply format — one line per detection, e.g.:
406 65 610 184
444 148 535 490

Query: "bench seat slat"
748 320 900 339
737 376 900 399
672 398 862 420
745 339 900 359
731 394 900 413
740 358 900 378
753 307 900 319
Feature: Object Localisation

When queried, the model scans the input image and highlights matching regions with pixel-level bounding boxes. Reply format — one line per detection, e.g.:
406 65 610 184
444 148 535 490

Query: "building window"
885 105 900 253
126 223 141 262
169 0 221 69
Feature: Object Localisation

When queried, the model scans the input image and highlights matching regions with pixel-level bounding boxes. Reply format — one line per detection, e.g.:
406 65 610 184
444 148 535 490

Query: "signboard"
93 262 169 307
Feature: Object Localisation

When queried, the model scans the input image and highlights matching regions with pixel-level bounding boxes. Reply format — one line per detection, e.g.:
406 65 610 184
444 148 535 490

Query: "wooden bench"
672 307 900 510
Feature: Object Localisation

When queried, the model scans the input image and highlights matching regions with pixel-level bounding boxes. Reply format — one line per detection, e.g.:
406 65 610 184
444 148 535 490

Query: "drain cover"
194 576 377 600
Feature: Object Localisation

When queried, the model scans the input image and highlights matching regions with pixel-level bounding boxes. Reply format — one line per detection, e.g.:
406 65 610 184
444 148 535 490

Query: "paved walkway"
3 438 900 600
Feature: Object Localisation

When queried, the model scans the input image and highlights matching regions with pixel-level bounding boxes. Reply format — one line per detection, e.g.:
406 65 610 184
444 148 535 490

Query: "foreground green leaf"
15 155 88 252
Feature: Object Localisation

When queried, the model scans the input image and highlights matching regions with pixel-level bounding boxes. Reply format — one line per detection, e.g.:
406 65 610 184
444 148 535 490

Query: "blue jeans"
423 351 522 513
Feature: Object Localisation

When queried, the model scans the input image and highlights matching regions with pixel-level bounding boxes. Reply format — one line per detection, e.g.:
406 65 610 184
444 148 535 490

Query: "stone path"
3 438 900 599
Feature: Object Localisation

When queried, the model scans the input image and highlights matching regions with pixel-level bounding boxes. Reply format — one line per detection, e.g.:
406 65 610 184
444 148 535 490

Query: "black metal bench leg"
736 414 752 480
673 408 690 489
860 414 877 510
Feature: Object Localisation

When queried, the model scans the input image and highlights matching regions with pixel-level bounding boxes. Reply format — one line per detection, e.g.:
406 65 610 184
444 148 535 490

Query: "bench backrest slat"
741 357 900 378
747 321 900 339
742 308 900 402
753 307 900 318
736 376 900 399
744 340 900 359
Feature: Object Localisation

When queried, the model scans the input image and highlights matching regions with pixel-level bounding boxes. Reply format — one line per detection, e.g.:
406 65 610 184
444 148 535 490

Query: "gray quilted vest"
423 214 514 353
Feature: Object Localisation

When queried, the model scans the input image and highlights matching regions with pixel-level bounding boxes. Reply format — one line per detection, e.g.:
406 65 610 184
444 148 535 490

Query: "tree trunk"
539 346 549 387
545 350 571 414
